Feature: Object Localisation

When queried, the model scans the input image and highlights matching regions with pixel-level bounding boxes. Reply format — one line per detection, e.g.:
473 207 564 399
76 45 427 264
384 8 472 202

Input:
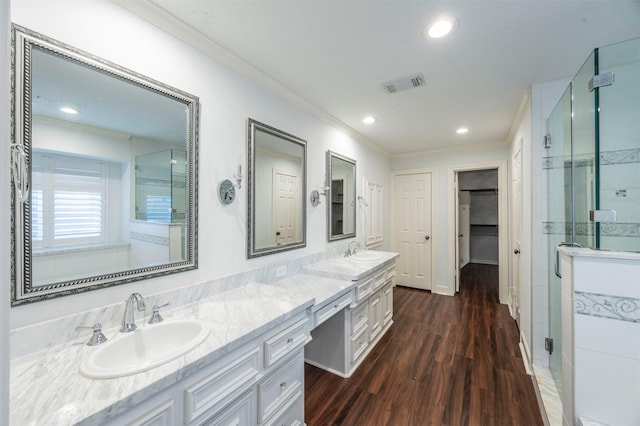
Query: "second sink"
349 251 383 261
80 319 209 379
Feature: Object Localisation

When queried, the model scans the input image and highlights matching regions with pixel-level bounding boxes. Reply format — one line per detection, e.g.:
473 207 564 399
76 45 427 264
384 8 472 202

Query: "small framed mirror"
327 151 356 241
11 25 199 305
248 119 307 258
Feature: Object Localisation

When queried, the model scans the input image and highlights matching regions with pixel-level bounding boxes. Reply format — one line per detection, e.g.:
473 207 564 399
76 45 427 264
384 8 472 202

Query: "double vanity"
8 22 396 426
10 250 398 425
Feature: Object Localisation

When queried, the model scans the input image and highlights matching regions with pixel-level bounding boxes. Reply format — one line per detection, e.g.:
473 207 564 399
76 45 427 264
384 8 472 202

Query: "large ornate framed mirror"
10 25 199 305
327 151 356 241
247 119 306 258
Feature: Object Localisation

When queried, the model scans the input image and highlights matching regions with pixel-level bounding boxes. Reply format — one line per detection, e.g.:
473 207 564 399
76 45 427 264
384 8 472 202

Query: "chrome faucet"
345 240 361 257
121 292 146 332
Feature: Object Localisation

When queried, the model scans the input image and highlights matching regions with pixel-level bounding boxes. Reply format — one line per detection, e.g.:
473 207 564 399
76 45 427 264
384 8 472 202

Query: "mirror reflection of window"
31 151 108 249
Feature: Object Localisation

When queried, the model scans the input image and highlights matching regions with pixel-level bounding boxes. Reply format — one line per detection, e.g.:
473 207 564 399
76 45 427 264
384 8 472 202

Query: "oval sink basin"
350 252 383 261
80 319 209 379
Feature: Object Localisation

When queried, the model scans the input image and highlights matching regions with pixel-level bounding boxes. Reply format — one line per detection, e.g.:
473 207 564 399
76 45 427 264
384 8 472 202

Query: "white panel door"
364 179 383 247
393 173 432 290
511 143 523 324
272 169 298 245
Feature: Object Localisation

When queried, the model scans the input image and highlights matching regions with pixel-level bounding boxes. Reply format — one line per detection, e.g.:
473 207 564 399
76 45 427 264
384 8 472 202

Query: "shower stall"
134 148 187 224
544 36 640 398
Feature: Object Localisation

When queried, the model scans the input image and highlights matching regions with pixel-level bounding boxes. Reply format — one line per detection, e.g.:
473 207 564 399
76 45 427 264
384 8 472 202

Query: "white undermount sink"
349 251 383 261
79 319 209 379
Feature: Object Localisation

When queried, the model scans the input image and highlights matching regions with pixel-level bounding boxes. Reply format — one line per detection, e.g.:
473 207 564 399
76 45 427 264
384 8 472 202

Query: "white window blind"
31 152 107 248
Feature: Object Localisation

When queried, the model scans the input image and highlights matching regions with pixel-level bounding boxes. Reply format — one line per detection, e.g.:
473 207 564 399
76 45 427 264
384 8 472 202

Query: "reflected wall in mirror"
248 119 306 258
327 151 356 241
10 25 199 305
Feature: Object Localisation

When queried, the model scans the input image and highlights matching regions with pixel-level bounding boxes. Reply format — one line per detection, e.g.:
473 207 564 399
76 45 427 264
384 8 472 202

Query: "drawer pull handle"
280 382 287 391
287 338 294 344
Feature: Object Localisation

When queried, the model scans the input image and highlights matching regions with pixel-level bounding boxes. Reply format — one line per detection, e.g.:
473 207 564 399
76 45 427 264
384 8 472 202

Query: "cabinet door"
369 290 382 341
382 283 393 326
201 390 255 426
109 397 176 426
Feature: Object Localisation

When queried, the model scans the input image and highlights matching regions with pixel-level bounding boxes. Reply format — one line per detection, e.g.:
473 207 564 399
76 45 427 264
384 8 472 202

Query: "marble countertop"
267 273 355 312
303 250 399 281
558 246 640 261
10 283 314 426
10 252 398 425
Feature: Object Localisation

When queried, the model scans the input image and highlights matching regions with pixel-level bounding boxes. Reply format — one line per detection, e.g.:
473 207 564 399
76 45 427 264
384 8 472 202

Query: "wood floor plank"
305 263 542 426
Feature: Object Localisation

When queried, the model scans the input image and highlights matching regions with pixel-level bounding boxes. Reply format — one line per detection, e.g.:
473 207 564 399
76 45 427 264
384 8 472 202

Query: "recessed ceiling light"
60 106 78 114
426 17 457 39
363 116 376 124
456 127 469 134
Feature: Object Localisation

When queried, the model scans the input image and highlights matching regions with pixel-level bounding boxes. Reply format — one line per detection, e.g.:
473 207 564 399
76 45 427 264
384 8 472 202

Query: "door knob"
425 235 430 240
514 249 520 254
458 234 463 238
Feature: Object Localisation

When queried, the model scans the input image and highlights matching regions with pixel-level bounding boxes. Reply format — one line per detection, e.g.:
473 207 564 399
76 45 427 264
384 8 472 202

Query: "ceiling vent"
382 73 426 94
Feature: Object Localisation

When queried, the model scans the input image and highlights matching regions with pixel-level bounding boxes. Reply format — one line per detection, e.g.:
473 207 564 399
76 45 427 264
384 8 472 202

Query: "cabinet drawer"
373 269 386 291
264 317 309 368
200 390 255 426
262 390 304 426
258 351 304 423
125 399 174 426
386 264 397 281
354 277 373 303
350 326 369 364
350 301 368 335
314 292 352 327
184 347 260 424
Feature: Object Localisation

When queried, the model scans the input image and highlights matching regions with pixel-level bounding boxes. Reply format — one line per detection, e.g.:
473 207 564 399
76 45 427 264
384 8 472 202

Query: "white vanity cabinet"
104 312 310 426
304 260 396 378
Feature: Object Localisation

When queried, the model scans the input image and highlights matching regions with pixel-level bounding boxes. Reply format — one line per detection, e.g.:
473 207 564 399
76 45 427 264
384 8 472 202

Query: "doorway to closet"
451 164 508 306
458 169 499 271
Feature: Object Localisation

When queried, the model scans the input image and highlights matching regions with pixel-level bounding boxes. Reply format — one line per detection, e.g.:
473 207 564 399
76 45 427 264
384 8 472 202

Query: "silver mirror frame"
327 150 356 241
247 119 307 258
10 24 199 305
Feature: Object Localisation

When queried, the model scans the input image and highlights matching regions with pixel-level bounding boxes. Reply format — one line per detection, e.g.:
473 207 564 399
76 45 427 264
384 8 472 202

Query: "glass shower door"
545 85 573 392
596 37 640 251
572 51 598 249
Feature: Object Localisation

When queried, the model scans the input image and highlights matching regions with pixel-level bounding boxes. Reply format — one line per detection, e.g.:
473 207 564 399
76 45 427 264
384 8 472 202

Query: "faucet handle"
76 323 108 346
148 302 170 324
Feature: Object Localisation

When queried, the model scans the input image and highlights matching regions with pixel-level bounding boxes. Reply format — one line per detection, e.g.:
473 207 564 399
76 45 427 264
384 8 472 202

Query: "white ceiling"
129 0 640 155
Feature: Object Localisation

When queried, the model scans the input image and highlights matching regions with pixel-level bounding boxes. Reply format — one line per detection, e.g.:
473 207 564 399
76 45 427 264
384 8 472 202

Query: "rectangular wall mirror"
248 119 306 258
10 25 199 305
327 151 356 241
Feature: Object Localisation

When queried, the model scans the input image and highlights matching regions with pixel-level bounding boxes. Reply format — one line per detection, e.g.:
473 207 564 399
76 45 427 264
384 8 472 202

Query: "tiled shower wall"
571 254 640 426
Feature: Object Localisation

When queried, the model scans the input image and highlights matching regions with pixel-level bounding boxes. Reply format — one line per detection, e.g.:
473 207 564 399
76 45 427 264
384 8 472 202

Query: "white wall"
1 1 11 423
8 0 391 328
390 143 509 295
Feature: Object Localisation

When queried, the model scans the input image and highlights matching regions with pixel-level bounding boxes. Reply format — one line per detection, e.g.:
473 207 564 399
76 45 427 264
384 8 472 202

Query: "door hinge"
543 133 551 149
545 337 554 354
589 72 615 92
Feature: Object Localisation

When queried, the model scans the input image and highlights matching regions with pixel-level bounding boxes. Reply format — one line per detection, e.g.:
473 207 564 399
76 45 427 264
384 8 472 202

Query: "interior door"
393 172 432 290
512 140 523 325
458 190 470 269
272 169 298 245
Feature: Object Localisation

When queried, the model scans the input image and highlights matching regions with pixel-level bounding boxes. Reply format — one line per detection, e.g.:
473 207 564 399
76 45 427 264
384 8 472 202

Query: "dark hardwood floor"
305 263 543 426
